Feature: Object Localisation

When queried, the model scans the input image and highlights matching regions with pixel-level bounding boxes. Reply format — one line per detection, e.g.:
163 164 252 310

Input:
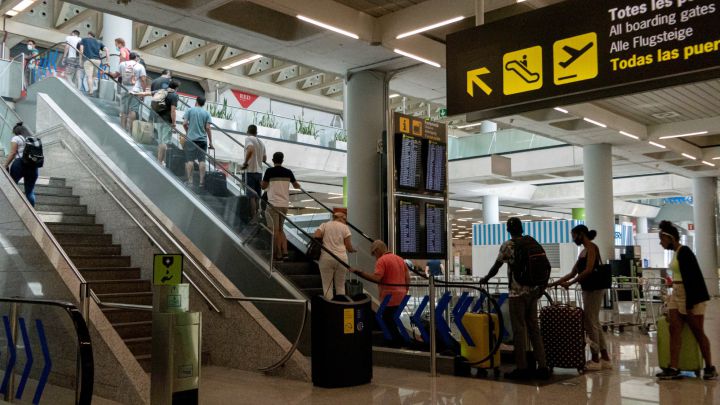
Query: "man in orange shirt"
351 240 409 347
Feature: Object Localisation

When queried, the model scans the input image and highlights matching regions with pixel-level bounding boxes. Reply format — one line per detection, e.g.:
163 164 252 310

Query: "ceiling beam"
278 71 324 86
210 51 257 70
138 32 183 51
189 0 233 14
177 42 221 62
250 62 297 78
55 8 98 31
302 78 343 92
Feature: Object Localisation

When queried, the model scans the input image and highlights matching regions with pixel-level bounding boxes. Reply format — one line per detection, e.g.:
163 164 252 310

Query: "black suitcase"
166 146 186 177
205 171 229 196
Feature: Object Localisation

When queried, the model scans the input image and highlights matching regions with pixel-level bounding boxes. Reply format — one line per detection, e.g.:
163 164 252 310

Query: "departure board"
397 135 422 190
398 199 421 256
425 141 446 193
425 203 446 256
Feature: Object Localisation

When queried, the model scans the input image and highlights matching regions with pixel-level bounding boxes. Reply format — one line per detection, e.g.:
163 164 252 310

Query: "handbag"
306 237 322 261
345 277 364 299
580 250 612 291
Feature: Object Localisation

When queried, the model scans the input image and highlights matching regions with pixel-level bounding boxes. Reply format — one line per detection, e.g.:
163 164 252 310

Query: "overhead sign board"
447 0 720 118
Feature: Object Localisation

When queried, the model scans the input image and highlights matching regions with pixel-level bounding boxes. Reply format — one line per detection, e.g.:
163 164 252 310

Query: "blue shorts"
246 172 262 198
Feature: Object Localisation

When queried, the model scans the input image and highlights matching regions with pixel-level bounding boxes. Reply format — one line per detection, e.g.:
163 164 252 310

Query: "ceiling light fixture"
702 161 716 167
394 48 441 68
648 141 666 149
389 93 400 98
456 209 473 212
659 131 708 139
327 196 344 200
396 16 464 39
456 122 484 129
713 157 720 160
553 107 568 114
6 0 36 16
619 131 639 140
221 54 263 70
583 117 607 128
297 15 360 39
682 153 697 160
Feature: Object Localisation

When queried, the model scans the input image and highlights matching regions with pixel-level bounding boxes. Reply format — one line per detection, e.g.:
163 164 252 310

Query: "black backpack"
512 235 551 287
22 137 44 168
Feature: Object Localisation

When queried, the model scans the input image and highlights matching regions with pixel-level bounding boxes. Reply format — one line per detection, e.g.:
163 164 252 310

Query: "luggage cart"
636 277 667 333
602 277 642 333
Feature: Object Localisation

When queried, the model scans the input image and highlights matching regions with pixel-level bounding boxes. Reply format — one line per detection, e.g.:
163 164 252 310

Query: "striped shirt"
262 165 296 208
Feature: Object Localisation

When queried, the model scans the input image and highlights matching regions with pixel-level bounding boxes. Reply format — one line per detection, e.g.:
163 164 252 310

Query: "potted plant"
253 111 283 139
294 116 320 145
330 130 347 150
207 98 238 131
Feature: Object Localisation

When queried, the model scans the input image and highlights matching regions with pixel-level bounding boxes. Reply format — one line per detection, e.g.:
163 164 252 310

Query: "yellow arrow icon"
467 67 492 97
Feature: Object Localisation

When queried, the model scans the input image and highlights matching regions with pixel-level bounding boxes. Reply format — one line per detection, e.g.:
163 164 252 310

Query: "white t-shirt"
118 61 147 93
66 35 81 58
11 135 25 159
244 136 265 173
318 220 352 258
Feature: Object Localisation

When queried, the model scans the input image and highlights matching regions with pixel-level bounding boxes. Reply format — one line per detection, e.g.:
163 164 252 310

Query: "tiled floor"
200 299 720 405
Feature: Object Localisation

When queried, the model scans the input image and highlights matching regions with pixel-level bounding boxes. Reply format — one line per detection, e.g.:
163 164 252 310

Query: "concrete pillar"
483 195 499 224
475 0 485 26
583 144 615 262
692 177 719 296
346 70 386 242
637 216 649 234
480 121 497 133
102 14 133 72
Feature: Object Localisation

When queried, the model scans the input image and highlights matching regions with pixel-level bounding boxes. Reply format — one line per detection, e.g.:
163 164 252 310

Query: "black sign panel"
393 113 448 196
396 198 447 259
398 199 422 257
447 0 720 118
425 203 446 256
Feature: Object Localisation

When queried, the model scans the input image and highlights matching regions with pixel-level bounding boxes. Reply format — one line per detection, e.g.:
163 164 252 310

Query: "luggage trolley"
603 276 642 333
636 277 667 333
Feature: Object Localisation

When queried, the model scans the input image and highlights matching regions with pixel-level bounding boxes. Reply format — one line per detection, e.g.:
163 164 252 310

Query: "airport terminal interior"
0 0 718 403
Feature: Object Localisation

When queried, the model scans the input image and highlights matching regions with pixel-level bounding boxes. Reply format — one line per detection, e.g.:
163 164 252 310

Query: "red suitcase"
540 291 586 373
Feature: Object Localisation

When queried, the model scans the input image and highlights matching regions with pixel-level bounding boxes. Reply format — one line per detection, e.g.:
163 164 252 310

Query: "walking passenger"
78 31 106 96
262 152 300 261
314 212 355 298
550 225 612 371
655 221 716 380
62 30 82 88
242 125 266 222
4 123 40 206
182 96 213 190
25 40 39 85
114 38 130 63
154 80 179 166
351 240 409 347
151 70 172 92
480 217 550 380
109 52 148 130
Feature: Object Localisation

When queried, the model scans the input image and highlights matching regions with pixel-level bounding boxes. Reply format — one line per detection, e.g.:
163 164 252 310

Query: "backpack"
512 235 551 287
151 88 172 113
121 61 137 86
22 137 44 168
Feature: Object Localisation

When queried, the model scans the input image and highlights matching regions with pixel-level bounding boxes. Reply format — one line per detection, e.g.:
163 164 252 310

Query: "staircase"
34 177 153 371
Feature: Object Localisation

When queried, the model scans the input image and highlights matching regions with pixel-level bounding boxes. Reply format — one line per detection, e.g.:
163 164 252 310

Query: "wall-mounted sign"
231 89 259 109
447 0 720 118
153 254 183 286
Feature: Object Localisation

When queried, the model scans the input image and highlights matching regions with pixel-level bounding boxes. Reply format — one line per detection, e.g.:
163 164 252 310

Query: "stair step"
37 212 95 224
286 274 322 289
81 267 141 281
96 292 153 306
135 354 152 373
34 185 74 196
125 337 152 356
276 262 317 276
88 279 151 294
34 203 88 215
34 194 80 205
101 308 151 324
71 255 132 268
112 321 152 340
54 233 113 246
35 177 66 187
63 245 122 256
47 223 104 234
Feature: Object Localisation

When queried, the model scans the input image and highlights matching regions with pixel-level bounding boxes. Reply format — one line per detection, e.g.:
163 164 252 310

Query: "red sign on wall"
232 89 259 109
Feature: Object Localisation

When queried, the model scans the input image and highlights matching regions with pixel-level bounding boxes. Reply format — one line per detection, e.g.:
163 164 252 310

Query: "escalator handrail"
27 42 375 244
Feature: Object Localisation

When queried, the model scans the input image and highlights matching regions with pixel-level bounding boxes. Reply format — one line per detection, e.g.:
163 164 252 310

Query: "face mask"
27 44 34 50
573 236 583 246
116 47 120 52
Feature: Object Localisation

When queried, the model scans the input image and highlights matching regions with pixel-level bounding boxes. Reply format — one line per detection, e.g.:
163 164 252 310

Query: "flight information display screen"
397 199 421 256
425 203 446 256
425 141 447 193
397 135 423 190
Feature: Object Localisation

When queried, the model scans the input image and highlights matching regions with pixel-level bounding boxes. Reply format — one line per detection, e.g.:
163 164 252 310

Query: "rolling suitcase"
98 78 116 101
166 145 186 177
131 120 154 145
205 171 229 196
540 290 586 372
656 316 703 376
459 312 501 376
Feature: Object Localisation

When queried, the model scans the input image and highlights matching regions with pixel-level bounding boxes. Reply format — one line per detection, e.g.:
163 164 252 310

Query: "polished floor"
200 299 720 405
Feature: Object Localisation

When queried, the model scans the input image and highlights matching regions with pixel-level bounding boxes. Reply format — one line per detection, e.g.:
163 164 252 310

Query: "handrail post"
428 276 437 377
5 303 18 402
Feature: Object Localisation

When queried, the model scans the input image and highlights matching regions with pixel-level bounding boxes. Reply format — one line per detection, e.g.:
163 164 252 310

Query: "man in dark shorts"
182 96 213 190
242 125 266 223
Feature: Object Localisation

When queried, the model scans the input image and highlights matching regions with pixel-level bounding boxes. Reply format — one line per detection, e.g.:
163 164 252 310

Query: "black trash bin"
311 294 372 388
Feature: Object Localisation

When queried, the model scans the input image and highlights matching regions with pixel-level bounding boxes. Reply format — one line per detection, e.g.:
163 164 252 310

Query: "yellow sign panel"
553 32 598 85
503 46 543 95
153 254 183 286
411 120 423 137
343 308 354 334
398 116 411 134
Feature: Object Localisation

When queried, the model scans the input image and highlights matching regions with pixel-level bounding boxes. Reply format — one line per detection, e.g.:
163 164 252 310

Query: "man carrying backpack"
4 123 42 206
152 79 179 165
480 217 551 380
108 52 148 131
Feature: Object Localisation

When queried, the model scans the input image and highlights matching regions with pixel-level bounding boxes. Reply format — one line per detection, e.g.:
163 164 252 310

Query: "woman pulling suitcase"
655 221 717 380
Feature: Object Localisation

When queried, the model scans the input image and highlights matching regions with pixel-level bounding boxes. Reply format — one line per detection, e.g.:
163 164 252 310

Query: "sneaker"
534 367 552 380
504 368 531 380
601 359 613 370
657 367 682 380
585 361 602 371
704 366 718 380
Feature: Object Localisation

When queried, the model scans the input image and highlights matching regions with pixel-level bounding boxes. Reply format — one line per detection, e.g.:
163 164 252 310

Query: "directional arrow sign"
466 67 492 97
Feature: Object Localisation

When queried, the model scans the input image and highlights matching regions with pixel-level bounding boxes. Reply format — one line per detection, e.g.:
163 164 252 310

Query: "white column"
480 121 497 133
102 14 133 72
692 177 719 296
483 195 499 224
637 216 649 234
475 0 485 26
583 144 615 262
